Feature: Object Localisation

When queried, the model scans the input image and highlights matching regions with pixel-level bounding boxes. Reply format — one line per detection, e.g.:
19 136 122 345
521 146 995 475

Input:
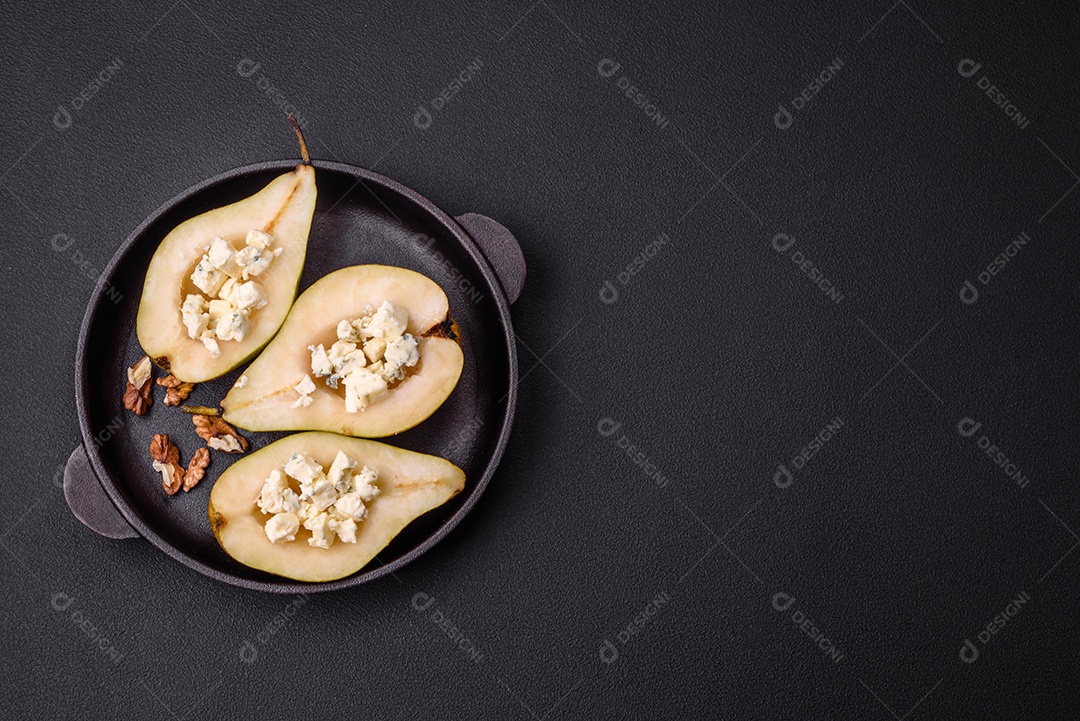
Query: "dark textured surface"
2 1 1079 719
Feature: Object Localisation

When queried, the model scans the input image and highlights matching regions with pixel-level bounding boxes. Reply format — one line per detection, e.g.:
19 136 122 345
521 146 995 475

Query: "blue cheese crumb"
185 229 280 355
309 301 421 413
254 452 377 549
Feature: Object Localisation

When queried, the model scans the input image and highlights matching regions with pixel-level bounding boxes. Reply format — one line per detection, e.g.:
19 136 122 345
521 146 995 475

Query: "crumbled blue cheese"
191 258 226 296
353 466 380 502
236 281 268 311
296 499 317 524
327 451 356 492
265 512 299 543
362 337 386 363
310 301 421 413
333 492 368 521
202 336 221 357
337 319 361 342
330 516 357 543
283 452 323 484
327 341 361 371
235 374 248 388
246 229 274 250
218 277 240 307
185 229 280 355
333 463 378 519
207 236 242 278
181 295 209 339
216 309 251 342
257 469 300 514
303 512 335 549
292 374 316 408
308 479 337 511
254 451 378 548
235 245 279 279
344 368 389 412
308 344 333 377
383 334 420 380
368 300 409 340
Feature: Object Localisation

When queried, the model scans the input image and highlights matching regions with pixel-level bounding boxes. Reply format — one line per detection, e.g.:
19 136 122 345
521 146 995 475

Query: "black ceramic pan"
64 159 524 593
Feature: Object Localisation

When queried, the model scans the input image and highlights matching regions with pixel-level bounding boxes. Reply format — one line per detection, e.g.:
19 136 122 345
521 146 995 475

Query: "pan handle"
454 213 526 304
63 445 139 539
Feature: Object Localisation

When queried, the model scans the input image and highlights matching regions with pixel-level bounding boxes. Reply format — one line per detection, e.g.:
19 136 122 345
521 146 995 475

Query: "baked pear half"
137 162 317 382
208 432 466 582
221 265 464 437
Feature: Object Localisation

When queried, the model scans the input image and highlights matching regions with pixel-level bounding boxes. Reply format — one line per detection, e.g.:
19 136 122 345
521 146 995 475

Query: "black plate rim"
74 158 519 593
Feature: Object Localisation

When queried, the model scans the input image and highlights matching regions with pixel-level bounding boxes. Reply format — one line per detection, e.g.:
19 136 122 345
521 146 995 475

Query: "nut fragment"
208 436 244 453
123 357 154 416
156 462 183 495
182 447 211 492
123 382 152 415
149 434 183 495
149 434 179 465
193 414 248 454
157 374 196 406
128 356 153 388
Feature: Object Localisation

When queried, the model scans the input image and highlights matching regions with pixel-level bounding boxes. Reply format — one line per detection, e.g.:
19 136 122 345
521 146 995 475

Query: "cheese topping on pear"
303 300 421 412
255 450 380 548
181 229 282 357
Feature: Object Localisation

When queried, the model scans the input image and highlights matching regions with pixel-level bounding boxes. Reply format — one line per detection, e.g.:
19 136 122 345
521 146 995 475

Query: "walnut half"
149 433 184 495
124 356 154 416
182 447 211 491
192 414 248 454
157 374 196 406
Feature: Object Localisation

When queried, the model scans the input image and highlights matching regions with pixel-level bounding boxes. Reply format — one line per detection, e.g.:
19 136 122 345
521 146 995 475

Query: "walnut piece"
192 414 248 454
155 461 183 495
157 374 196 406
149 434 180 464
123 357 154 416
182 447 211 492
128 356 152 388
208 436 244 453
149 434 183 495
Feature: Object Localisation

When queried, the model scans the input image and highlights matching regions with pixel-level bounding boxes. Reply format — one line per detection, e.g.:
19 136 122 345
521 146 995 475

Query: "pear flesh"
209 432 465 582
137 165 317 382
221 265 465 438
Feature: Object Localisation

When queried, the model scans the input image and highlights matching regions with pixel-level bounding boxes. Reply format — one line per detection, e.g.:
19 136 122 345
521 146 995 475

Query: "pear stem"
288 113 310 164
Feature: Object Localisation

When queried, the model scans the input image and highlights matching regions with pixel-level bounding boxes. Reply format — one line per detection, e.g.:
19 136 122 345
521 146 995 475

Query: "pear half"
221 265 464 437
209 432 465 582
137 164 317 382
